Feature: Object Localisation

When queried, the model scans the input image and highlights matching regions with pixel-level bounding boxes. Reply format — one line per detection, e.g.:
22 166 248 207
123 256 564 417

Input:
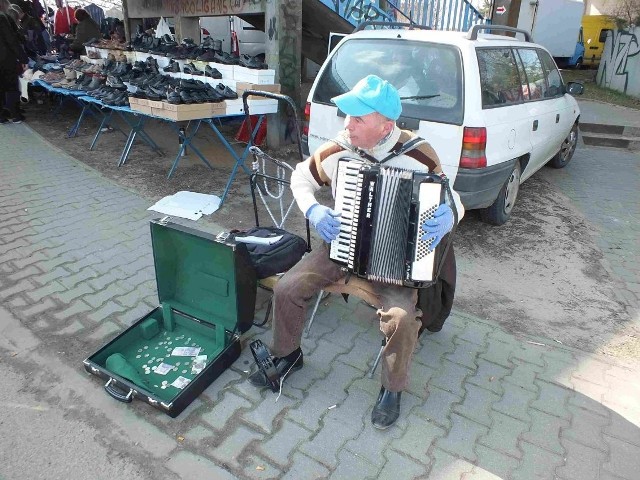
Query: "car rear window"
312 39 464 125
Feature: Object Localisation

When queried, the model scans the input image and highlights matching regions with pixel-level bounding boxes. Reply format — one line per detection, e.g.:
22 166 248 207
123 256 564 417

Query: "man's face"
344 112 393 149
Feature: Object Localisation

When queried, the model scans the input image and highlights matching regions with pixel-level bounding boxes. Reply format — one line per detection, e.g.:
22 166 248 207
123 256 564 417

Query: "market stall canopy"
66 0 122 12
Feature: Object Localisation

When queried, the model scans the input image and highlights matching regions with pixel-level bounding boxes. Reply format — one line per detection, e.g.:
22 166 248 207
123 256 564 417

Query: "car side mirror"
566 82 584 95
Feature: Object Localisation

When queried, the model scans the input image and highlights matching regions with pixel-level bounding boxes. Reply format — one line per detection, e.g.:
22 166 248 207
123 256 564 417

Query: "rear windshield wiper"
400 94 441 101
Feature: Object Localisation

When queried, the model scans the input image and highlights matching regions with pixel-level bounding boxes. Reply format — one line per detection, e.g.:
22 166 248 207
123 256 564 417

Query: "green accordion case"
83 219 257 417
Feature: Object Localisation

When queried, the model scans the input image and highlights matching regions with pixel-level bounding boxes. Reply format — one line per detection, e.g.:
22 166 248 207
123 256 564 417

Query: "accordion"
329 159 453 288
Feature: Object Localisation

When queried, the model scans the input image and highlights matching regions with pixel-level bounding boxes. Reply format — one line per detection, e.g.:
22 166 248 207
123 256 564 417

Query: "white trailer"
516 0 584 60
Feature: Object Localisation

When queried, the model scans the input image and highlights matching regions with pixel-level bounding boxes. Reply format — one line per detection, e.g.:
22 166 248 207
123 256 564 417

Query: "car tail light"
460 127 487 168
303 102 311 136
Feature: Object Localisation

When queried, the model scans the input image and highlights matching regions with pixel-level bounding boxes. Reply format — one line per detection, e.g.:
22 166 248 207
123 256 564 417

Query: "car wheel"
480 161 521 226
549 122 579 169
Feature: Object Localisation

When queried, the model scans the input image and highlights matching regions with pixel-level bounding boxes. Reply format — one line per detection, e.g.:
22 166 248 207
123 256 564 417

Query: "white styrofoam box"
181 72 198 81
97 48 109 58
135 51 149 62
152 54 170 69
247 98 278 115
202 76 217 88
207 61 234 79
85 46 99 57
124 51 137 63
233 66 276 84
219 79 238 91
225 99 244 116
80 55 104 65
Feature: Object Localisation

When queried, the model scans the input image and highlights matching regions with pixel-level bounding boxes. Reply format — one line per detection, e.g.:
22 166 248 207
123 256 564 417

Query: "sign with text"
128 0 264 18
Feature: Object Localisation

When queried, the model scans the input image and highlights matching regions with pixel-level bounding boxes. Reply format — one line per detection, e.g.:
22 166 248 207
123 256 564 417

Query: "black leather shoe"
183 62 204 75
248 348 303 388
371 387 401 430
204 65 222 79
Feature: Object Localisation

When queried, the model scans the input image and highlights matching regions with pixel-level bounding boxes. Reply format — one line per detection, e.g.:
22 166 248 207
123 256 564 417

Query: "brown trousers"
272 243 421 392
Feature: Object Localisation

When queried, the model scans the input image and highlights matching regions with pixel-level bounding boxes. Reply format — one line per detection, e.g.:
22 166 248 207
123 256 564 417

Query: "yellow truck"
582 15 617 67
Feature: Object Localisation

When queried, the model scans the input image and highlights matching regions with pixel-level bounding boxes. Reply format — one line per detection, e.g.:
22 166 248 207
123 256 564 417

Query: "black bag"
233 226 307 279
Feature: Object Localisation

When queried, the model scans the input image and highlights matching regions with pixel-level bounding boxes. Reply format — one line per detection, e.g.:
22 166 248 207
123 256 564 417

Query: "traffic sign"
496 6 506 15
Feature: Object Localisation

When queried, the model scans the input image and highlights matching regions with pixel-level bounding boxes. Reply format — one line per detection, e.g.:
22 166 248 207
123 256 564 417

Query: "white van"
303 23 584 225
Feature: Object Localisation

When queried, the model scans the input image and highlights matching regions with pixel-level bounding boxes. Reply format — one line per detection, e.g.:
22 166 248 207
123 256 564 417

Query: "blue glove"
421 204 454 248
307 204 341 243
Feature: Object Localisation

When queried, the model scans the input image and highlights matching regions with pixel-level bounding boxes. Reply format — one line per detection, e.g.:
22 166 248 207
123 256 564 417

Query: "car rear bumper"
453 159 516 210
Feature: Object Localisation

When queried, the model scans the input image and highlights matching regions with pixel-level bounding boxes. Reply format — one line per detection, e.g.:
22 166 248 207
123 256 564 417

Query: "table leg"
90 109 113 150
207 116 264 206
166 120 217 179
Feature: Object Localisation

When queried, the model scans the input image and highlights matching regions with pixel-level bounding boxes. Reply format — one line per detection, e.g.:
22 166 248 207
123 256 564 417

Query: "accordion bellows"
330 160 446 288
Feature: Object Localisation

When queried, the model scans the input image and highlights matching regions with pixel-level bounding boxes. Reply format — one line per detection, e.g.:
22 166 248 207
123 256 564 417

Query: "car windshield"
313 38 464 125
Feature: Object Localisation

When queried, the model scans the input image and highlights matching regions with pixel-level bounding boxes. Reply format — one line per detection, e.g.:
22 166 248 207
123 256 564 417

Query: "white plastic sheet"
155 17 172 39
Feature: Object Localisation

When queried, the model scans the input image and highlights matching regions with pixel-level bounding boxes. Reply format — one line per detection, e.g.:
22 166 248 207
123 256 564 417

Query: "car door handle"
556 114 560 123
533 120 538 131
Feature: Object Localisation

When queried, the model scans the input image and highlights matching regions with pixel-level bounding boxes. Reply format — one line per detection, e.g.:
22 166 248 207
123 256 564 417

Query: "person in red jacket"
53 0 75 36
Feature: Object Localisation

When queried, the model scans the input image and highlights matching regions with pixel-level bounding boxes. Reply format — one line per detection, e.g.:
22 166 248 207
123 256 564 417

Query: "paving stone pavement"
1 123 640 479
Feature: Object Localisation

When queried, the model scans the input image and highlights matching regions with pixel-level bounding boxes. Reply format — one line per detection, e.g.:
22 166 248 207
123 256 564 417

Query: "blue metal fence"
317 0 487 31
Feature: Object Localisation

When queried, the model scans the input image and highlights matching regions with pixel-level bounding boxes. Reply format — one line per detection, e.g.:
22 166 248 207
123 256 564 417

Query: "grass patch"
561 68 640 110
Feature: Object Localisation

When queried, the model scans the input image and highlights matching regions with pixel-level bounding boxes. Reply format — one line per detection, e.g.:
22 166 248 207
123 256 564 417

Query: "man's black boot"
248 347 303 388
371 387 401 429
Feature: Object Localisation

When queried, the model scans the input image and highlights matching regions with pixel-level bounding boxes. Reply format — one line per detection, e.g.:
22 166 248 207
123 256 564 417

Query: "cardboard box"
236 82 280 93
129 97 150 107
147 100 165 109
130 103 152 115
154 102 216 121
210 102 227 117
236 82 281 100
233 66 276 84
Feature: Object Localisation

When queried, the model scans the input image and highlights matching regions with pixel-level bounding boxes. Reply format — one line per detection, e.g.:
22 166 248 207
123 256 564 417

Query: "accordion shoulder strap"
331 136 427 164
379 137 427 164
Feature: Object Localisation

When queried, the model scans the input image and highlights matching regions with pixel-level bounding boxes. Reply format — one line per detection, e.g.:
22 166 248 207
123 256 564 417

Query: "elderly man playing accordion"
248 75 465 429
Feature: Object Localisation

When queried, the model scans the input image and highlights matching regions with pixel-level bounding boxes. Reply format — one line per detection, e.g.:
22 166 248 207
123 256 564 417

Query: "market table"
75 95 265 207
30 80 273 208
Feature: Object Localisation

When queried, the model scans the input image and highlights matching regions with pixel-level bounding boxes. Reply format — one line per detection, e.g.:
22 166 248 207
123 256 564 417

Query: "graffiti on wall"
128 0 263 18
324 0 392 24
277 1 300 97
596 28 640 96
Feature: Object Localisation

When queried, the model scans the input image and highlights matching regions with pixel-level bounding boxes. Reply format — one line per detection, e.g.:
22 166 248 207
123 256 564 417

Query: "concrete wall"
596 26 640 98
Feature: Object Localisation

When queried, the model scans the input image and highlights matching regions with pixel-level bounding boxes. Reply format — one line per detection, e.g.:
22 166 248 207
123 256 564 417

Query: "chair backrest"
249 146 311 249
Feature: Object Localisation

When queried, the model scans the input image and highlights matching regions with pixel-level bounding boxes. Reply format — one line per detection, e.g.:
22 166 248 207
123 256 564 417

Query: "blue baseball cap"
331 75 402 121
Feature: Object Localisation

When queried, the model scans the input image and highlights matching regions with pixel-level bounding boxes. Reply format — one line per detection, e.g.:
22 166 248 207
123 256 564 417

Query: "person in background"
0 0 28 123
9 3 46 56
69 8 101 53
53 0 75 36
